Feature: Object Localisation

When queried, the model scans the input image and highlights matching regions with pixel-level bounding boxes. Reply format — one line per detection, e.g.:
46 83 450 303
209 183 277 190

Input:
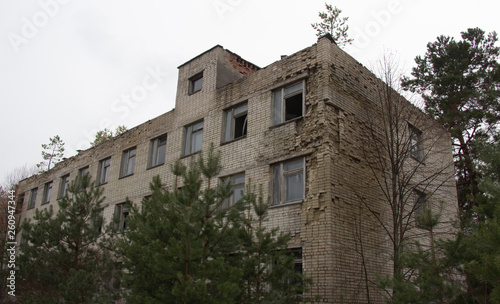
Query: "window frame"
184 121 204 156
28 188 38 210
114 203 129 232
409 124 423 161
97 157 111 185
271 157 306 206
223 102 248 143
16 193 25 214
220 172 245 210
273 80 306 125
413 189 428 218
149 134 167 168
78 166 89 190
188 72 203 95
93 208 104 234
58 174 70 198
120 147 136 178
42 181 53 205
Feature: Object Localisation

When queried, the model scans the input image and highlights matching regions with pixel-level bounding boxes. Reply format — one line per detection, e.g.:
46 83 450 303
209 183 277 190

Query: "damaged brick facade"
17 35 459 303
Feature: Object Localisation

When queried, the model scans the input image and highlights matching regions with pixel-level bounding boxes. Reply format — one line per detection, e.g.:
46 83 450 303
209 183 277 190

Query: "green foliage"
117 145 314 303
458 140 500 303
17 174 119 303
37 135 65 171
380 205 460 304
238 186 314 303
402 28 500 223
91 125 127 147
311 3 353 47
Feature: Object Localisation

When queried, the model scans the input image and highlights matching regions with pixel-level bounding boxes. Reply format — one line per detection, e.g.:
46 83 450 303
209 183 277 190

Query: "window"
290 248 302 283
409 125 423 161
223 103 248 142
28 188 38 209
98 157 111 185
220 173 245 209
271 248 303 292
273 81 305 125
414 189 428 217
114 203 129 231
16 193 24 214
42 181 52 205
58 174 70 198
272 158 305 205
78 166 89 190
93 209 104 234
189 72 203 94
149 135 167 168
120 147 136 177
184 121 203 156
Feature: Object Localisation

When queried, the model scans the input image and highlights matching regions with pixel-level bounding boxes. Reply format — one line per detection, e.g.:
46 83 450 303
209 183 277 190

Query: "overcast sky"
0 0 498 185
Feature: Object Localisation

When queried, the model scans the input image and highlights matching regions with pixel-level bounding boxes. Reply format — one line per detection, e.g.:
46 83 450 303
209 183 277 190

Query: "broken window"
149 134 167 168
184 121 204 156
224 103 248 142
273 81 305 125
189 72 203 94
58 174 70 198
28 187 38 209
120 147 136 177
98 157 111 185
272 158 305 205
114 203 129 231
220 173 245 209
409 125 423 161
42 181 52 205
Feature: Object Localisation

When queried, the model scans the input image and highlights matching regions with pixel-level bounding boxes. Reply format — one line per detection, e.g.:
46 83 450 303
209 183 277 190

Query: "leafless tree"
3 163 38 191
350 52 457 301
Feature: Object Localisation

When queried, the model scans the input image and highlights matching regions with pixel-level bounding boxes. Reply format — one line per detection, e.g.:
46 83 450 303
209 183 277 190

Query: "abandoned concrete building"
16 35 458 303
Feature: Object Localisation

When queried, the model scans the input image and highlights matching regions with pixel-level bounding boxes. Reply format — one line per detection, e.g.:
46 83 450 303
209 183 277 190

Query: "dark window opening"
234 114 247 139
224 103 248 142
273 81 305 125
285 94 303 121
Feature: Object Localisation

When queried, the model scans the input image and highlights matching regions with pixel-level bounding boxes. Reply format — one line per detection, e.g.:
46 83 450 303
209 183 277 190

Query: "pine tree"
402 28 500 225
117 145 315 303
458 140 500 302
17 174 118 303
37 135 65 171
118 146 243 303
311 3 353 47
380 205 460 304
237 186 313 303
